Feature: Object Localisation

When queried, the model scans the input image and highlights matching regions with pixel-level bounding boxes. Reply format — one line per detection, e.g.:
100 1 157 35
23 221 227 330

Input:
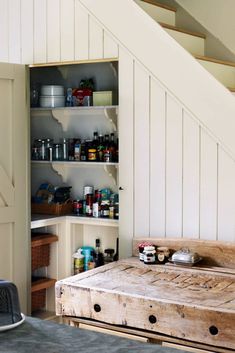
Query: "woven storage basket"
31 244 50 271
31 289 46 312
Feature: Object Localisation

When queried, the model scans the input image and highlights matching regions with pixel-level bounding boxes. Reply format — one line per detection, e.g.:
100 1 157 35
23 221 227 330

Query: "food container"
156 246 170 264
93 91 112 106
39 95 65 108
41 85 64 96
138 241 153 261
171 248 201 265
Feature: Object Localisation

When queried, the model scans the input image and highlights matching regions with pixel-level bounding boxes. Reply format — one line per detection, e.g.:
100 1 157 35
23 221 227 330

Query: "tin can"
84 186 93 198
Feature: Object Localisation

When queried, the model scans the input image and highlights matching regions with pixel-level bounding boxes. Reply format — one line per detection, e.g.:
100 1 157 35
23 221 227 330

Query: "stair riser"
135 0 175 26
197 59 235 87
165 28 205 56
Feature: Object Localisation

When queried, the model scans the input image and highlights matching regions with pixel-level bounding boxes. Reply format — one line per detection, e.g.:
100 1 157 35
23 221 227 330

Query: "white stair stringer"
80 0 235 159
134 0 176 26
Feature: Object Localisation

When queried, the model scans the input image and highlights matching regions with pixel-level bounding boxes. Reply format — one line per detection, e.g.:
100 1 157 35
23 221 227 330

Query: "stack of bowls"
39 85 65 108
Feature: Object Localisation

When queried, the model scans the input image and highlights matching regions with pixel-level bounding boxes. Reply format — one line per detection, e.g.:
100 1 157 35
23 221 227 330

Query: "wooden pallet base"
63 317 233 353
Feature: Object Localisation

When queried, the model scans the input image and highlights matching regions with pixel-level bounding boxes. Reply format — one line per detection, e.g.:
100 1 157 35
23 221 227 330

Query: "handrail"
79 0 235 159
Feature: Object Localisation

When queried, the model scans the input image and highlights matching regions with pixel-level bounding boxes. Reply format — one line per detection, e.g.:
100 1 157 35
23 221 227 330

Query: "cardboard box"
93 91 112 106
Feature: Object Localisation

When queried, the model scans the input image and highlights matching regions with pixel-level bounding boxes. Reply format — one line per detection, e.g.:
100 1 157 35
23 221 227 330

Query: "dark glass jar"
156 247 170 264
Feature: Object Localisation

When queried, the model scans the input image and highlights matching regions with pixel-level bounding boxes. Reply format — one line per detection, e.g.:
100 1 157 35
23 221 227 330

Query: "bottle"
62 138 68 160
80 140 87 161
103 134 111 163
109 133 116 162
94 238 104 267
74 139 81 161
113 238 119 261
66 88 73 107
97 134 104 162
85 193 93 217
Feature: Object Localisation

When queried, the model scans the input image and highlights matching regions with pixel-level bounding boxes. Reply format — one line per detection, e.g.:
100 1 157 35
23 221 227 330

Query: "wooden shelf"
31 277 57 293
31 233 58 248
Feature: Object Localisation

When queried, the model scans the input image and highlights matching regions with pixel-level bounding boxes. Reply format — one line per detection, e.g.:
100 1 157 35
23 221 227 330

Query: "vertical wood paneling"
183 112 200 238
21 0 34 64
60 0 75 62
150 79 166 236
89 17 103 60
104 31 118 59
0 0 9 62
74 1 89 60
134 63 150 236
166 94 182 237
34 0 47 63
47 0 61 62
200 130 218 240
9 0 21 63
218 148 235 242
118 48 134 258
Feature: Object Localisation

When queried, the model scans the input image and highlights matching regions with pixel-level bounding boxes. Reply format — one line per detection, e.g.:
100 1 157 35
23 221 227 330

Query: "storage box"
93 91 112 106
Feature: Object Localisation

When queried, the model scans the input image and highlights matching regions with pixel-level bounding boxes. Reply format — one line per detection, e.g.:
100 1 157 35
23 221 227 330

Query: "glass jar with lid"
104 248 115 264
100 200 110 218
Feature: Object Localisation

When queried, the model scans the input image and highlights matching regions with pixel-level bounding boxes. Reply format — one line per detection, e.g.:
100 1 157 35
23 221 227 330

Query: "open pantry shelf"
31 277 57 293
31 160 118 184
31 105 118 131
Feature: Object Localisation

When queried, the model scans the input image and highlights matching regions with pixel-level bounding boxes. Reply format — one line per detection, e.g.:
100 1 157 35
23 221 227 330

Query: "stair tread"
160 22 206 39
195 55 235 68
141 0 176 12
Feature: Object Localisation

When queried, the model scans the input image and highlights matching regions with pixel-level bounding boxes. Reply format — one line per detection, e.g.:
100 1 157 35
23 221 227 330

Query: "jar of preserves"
143 246 156 264
104 248 115 264
100 200 110 218
88 148 97 161
156 246 170 264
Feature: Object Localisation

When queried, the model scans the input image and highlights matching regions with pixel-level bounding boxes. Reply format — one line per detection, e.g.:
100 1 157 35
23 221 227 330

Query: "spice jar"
143 246 156 264
156 246 170 264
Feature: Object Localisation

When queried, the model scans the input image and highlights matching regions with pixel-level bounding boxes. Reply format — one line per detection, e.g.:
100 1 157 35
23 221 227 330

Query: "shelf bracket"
51 109 70 132
51 163 68 181
103 164 118 185
104 107 118 131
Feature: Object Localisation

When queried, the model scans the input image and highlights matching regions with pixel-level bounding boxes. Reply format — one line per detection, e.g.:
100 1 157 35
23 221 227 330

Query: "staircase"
135 0 235 94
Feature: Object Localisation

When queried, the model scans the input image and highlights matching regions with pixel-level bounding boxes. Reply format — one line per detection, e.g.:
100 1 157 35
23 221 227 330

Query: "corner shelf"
30 105 118 131
31 160 119 184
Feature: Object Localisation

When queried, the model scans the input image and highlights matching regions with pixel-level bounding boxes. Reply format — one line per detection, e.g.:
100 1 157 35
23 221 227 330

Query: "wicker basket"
31 200 73 215
31 289 46 312
31 244 50 271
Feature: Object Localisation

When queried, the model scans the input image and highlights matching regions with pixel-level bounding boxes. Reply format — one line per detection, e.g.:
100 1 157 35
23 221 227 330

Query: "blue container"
81 246 94 271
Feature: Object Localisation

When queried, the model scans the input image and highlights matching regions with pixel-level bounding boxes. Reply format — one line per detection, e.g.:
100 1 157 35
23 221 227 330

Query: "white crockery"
41 85 64 96
39 95 65 108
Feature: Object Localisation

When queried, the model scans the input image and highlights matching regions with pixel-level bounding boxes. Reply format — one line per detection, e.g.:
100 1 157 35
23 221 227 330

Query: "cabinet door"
0 63 29 314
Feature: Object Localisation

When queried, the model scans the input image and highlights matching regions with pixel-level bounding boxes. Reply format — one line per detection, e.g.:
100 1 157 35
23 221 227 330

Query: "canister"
83 186 93 198
81 246 94 271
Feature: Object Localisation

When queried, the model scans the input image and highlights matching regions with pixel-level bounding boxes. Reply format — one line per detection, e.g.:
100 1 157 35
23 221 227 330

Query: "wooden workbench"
56 238 235 352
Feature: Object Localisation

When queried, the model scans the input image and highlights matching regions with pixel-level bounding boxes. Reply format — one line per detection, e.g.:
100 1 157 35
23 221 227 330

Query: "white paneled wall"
0 0 118 64
0 0 235 244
